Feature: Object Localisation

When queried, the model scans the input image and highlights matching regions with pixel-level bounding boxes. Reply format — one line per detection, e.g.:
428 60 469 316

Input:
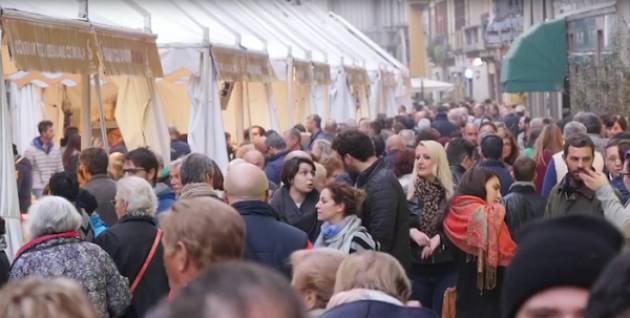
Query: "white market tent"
134 0 409 158
0 1 166 259
410 78 455 93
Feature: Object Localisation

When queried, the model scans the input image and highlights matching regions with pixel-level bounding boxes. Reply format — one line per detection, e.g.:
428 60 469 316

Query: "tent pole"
81 73 92 148
202 48 211 155
245 81 252 129
287 49 294 124
93 74 109 153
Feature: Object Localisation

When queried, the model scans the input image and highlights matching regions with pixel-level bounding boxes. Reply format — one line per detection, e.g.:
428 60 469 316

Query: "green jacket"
545 177 605 218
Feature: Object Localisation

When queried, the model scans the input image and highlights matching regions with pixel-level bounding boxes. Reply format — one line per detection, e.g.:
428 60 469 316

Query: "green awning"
501 18 567 92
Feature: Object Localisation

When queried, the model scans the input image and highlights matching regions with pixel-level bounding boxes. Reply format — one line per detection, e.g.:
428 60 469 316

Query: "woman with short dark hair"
271 157 320 241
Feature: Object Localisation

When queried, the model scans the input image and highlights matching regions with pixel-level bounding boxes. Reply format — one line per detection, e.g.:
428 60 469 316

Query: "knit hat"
502 214 623 318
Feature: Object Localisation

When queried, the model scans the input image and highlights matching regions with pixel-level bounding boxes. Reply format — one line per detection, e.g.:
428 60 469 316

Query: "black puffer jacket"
355 159 411 270
503 182 546 238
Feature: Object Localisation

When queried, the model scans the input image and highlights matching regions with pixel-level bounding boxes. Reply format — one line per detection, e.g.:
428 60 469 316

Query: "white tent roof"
411 78 455 92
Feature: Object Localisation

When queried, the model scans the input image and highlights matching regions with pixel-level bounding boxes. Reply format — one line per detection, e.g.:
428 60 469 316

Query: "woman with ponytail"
443 167 516 318
314 182 378 254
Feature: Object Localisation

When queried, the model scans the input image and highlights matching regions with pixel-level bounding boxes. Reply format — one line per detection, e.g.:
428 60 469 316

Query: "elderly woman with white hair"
10 196 131 318
95 176 170 318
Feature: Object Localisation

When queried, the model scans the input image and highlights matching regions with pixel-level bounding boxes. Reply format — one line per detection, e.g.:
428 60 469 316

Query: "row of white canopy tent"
0 0 169 259
0 1 409 258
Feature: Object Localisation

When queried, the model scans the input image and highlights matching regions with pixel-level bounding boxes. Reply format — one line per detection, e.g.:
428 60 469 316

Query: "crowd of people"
4 100 630 318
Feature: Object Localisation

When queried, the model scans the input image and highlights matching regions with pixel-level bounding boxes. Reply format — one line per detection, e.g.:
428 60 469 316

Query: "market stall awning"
501 18 567 93
410 78 454 93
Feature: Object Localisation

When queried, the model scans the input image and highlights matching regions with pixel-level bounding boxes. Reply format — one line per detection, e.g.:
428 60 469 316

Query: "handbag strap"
129 229 162 294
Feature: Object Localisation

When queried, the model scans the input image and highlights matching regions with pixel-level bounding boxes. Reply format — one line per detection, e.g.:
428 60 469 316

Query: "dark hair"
265 132 287 150
48 172 79 202
501 131 520 165
563 133 595 157
456 167 499 200
12 143 18 156
331 130 375 162
393 149 415 178
76 189 97 215
79 147 109 175
155 262 307 318
250 125 266 137
281 157 316 188
211 160 224 191
586 252 630 318
371 135 385 158
308 114 322 129
479 121 497 133
293 124 306 133
324 182 366 217
62 133 81 171
574 112 602 135
37 120 53 134
619 140 630 166
446 138 475 166
287 128 302 142
512 156 536 182
124 147 159 184
242 128 250 141
605 114 628 132
60 127 79 147
480 134 503 160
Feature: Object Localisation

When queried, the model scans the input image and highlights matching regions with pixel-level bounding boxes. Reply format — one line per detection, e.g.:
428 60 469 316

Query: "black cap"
502 214 623 318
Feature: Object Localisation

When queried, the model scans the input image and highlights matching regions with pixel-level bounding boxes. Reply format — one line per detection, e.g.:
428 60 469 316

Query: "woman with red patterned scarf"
443 167 517 318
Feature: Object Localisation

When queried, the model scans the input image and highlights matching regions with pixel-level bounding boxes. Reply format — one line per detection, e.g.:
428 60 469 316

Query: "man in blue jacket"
478 134 513 196
225 162 310 276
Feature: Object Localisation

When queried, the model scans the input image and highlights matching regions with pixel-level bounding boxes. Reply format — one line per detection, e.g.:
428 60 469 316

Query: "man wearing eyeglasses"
122 148 176 215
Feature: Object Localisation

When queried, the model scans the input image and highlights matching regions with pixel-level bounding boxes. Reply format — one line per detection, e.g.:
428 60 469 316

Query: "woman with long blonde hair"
406 140 456 315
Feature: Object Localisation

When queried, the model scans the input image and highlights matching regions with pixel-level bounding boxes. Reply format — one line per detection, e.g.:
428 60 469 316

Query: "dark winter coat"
264 151 289 185
270 186 321 242
407 196 455 271
503 182 546 238
448 241 505 318
431 112 458 138
478 159 513 196
545 176 606 218
232 200 310 276
15 155 33 213
321 300 438 318
95 215 169 318
355 159 411 270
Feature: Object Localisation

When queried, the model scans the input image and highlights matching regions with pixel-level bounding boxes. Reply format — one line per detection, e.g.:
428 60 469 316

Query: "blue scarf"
321 221 345 240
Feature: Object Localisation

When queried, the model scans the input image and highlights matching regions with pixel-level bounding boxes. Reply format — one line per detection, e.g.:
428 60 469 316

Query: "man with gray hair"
283 128 302 153
541 121 605 198
264 132 289 185
95 176 169 317
574 111 608 154
178 153 217 200
399 129 417 149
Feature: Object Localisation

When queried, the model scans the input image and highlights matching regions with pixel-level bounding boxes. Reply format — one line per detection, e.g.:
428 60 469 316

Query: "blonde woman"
406 140 456 315
290 248 346 317
322 251 436 318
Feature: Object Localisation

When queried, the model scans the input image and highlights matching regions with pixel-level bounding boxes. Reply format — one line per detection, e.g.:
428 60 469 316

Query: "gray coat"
83 174 118 226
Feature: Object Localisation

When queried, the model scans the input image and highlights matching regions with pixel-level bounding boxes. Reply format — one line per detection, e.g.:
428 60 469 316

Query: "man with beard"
545 133 607 218
331 130 410 270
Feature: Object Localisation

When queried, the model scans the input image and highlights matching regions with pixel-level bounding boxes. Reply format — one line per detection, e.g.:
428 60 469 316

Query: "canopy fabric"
210 46 274 83
345 66 369 86
0 42 24 260
410 78 455 93
112 76 170 161
93 26 163 77
187 71 229 173
501 18 567 93
9 82 43 154
330 68 356 123
2 11 96 74
2 9 163 78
